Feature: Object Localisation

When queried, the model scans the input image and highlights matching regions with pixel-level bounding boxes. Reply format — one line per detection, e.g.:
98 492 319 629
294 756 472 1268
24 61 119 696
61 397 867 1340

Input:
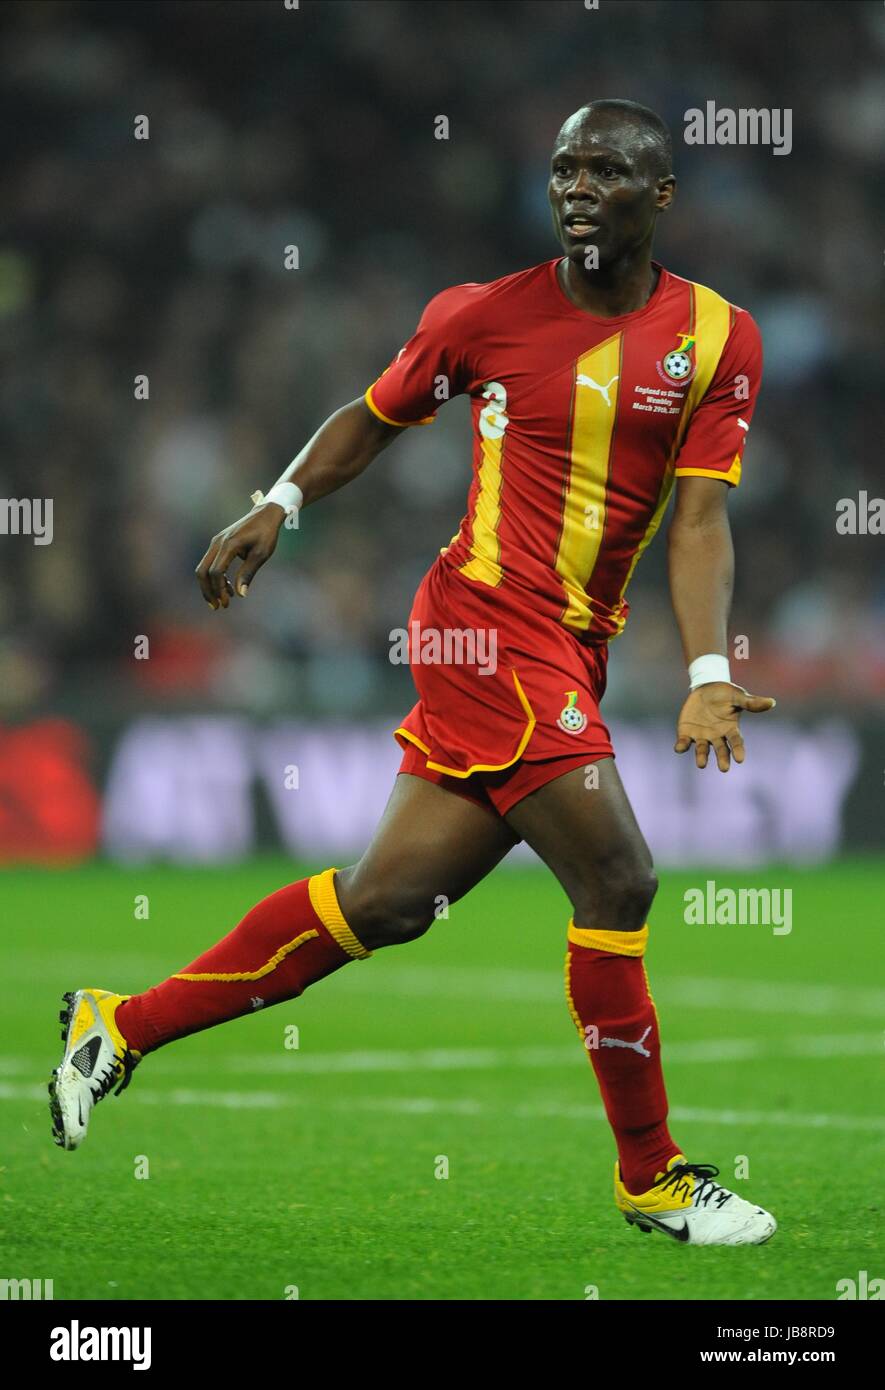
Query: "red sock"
565 921 680 1194
115 869 369 1054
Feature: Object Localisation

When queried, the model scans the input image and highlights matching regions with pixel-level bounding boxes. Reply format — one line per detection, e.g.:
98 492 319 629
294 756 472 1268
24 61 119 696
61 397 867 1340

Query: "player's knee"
338 873 434 949
359 897 435 948
574 854 658 932
375 900 435 947
621 863 658 926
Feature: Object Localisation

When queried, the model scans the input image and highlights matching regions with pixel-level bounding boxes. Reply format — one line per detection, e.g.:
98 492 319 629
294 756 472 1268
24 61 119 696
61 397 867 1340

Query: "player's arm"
197 286 466 609
667 474 774 772
668 473 732 665
196 399 403 609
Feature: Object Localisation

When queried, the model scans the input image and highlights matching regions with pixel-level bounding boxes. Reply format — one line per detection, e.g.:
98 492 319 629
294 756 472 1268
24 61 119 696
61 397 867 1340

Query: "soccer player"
51 101 778 1246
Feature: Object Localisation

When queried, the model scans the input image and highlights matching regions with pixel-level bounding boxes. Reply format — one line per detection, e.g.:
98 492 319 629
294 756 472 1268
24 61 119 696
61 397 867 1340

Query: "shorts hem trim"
393 669 537 778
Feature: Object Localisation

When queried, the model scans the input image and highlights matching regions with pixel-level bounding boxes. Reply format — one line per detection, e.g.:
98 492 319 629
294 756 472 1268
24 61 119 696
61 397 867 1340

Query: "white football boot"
615 1153 777 1245
49 989 141 1150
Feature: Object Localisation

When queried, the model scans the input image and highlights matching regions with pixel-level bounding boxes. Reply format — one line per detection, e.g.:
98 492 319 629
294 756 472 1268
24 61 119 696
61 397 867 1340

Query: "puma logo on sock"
600 1025 652 1057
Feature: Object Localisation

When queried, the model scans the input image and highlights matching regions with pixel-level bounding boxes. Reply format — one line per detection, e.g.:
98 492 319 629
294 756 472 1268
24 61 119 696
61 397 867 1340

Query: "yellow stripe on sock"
563 949 586 1041
642 959 661 1030
173 929 319 982
567 920 649 957
308 867 372 960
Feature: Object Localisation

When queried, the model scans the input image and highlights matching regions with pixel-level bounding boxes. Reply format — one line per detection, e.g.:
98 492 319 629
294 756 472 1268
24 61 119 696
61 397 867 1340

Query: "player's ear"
656 175 676 212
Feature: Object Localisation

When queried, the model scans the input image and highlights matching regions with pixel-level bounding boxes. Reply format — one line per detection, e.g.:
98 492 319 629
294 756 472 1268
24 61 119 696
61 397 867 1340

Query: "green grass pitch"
2 858 883 1301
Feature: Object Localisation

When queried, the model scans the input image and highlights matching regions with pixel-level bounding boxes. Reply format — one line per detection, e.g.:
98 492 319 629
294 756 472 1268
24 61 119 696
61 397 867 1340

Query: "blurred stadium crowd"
2 0 884 721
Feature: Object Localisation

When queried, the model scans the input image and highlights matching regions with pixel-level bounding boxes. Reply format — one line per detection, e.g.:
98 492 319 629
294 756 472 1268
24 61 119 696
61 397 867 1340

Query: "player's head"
548 100 675 268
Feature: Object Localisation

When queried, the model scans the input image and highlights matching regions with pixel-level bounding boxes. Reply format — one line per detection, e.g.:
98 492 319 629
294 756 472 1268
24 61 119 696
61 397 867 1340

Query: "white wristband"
688 653 731 689
251 481 303 516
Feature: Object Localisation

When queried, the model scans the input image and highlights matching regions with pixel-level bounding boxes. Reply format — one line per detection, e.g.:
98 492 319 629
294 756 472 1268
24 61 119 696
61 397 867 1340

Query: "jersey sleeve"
673 308 763 487
365 287 469 427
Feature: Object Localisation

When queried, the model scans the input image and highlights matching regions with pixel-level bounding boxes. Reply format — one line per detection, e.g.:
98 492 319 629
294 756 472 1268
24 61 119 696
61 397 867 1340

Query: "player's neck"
557 253 660 319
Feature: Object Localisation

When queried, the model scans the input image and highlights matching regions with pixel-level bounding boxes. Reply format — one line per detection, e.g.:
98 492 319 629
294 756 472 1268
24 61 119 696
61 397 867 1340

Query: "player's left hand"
674 682 776 771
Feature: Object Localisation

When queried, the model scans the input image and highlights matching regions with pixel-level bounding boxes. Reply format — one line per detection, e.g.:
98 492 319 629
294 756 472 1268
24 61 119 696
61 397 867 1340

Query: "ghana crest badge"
556 690 588 735
657 332 697 384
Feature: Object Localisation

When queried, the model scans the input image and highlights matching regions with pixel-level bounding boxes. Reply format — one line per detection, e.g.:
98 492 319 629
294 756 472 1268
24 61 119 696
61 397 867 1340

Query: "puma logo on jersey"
576 373 619 407
600 1024 652 1057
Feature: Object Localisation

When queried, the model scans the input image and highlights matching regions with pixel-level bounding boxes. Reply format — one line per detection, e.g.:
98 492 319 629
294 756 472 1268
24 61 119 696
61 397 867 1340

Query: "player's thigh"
336 771 518 946
503 758 657 931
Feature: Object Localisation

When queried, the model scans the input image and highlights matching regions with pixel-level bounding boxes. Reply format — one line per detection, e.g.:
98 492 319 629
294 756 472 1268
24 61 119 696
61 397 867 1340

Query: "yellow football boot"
615 1153 777 1245
49 989 141 1150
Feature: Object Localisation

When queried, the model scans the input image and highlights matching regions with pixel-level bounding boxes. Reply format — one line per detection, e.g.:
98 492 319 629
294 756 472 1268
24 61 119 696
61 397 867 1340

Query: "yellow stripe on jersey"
459 429 505 587
610 282 733 637
554 334 622 632
675 283 732 442
676 456 742 486
611 471 676 639
364 383 436 428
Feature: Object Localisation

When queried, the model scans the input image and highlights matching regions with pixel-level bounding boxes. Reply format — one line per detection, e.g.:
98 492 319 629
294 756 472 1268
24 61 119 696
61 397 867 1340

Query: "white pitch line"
0 1032 880 1081
10 958 885 1016
138 1029 885 1069
335 966 885 1019
513 1098 885 1134
654 976 885 1019
1 1080 883 1133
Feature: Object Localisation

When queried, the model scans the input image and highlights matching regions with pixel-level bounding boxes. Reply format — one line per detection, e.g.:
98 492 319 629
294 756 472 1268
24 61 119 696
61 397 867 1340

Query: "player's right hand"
195 502 285 609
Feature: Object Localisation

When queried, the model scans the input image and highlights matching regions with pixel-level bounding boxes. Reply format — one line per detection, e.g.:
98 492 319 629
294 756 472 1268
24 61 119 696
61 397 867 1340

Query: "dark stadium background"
1 0 883 862
2 0 884 1315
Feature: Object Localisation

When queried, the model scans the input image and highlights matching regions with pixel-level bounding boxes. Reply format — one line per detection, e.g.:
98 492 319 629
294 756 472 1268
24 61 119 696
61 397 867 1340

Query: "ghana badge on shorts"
557 690 588 735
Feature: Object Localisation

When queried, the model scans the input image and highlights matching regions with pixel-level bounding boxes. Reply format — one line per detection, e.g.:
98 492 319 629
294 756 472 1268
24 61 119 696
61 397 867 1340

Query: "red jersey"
365 258 762 641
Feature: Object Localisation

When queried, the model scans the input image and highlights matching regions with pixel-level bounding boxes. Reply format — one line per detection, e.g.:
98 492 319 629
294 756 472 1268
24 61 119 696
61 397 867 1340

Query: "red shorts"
395 557 614 817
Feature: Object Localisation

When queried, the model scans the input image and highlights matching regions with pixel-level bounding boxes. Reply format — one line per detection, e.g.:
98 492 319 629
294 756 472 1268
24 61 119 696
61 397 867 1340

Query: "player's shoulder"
423 260 556 322
662 264 761 346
